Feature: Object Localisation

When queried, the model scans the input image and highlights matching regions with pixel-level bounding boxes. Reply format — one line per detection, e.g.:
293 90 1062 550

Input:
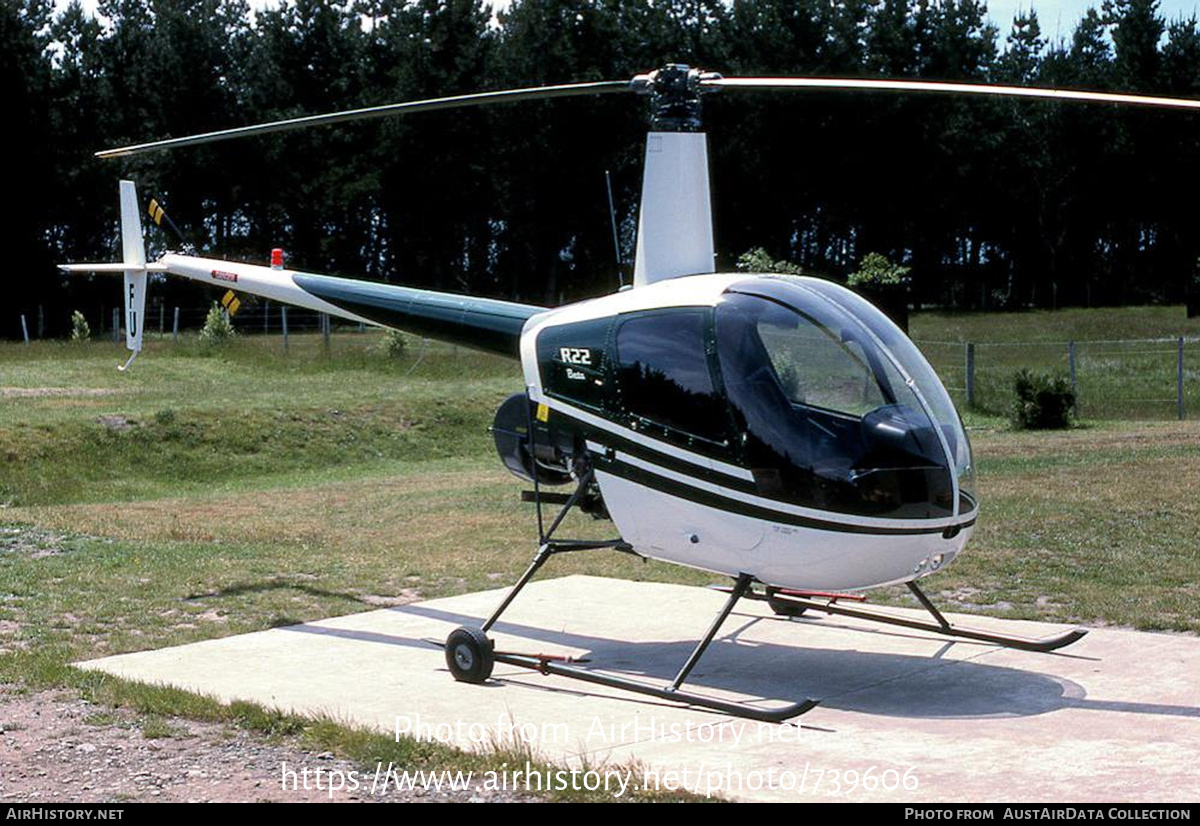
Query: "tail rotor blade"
147 197 189 248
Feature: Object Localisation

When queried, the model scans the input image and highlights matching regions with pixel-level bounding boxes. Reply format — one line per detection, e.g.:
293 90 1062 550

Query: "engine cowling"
491 393 574 486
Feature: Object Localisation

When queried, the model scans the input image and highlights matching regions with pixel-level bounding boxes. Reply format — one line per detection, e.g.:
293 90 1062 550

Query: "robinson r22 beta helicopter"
64 65 1200 721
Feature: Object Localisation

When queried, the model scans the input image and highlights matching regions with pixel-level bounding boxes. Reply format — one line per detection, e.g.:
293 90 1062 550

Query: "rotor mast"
630 65 721 288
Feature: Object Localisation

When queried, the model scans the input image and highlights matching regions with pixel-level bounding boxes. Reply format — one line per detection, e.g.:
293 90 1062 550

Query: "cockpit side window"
613 309 728 446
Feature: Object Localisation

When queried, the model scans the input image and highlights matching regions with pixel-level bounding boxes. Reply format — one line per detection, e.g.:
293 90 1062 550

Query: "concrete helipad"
78 575 1199 802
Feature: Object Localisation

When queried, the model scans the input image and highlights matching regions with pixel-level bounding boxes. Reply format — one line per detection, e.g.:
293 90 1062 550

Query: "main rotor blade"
97 80 632 159
704 76 1200 111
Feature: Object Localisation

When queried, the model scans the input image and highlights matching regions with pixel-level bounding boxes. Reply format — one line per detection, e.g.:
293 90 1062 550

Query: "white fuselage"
519 273 974 592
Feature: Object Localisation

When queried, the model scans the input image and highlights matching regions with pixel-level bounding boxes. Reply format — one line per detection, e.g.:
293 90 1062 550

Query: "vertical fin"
118 180 147 370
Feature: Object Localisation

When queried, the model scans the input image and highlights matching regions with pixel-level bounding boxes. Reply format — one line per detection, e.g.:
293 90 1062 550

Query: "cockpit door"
610 308 733 454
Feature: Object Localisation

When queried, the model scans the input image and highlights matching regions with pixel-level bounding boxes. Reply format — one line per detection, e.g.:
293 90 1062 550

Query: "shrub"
199 302 235 345
70 311 90 343
736 247 804 275
1010 369 1076 429
847 252 911 289
375 328 407 358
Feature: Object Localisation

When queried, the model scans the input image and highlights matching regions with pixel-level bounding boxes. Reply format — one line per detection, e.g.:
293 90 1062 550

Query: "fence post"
1178 337 1185 421
965 342 976 409
159 303 165 335
264 300 270 334
172 307 180 342
37 305 43 339
1068 341 1079 417
112 308 120 343
20 315 30 346
322 312 331 352
282 306 289 353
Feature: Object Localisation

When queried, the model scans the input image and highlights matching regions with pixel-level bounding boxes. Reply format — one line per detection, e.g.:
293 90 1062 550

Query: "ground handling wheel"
445 626 495 683
766 588 807 617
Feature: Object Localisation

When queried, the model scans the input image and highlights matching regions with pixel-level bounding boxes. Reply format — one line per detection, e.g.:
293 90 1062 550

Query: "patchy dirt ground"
0 387 120 399
0 687 531 803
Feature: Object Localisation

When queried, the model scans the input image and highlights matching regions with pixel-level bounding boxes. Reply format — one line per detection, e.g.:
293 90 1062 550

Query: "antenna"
605 170 625 289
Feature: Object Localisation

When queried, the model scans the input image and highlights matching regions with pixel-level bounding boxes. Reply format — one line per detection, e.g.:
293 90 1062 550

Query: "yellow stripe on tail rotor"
147 199 166 227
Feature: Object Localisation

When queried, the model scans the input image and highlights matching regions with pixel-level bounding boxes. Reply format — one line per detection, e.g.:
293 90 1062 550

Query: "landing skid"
443 465 819 723
746 583 1088 654
491 649 818 724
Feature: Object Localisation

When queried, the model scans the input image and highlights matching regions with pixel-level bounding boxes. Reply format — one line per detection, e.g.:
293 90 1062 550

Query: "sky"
55 0 1200 42
988 0 1198 39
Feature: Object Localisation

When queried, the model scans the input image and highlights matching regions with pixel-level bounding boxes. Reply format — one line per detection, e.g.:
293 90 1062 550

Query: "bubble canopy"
717 276 976 523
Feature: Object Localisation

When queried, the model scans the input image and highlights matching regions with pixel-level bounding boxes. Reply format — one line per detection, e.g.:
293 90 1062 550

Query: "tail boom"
157 253 374 325
59 180 546 362
159 254 545 357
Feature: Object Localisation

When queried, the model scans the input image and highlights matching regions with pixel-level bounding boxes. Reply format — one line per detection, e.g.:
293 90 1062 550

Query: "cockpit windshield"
799 278 976 512
717 278 975 522
751 299 901 416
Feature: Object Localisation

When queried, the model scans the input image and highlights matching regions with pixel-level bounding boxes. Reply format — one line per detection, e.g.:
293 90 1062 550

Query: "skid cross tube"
481 544 551 634
670 573 753 690
482 467 626 633
906 581 951 630
761 580 1087 653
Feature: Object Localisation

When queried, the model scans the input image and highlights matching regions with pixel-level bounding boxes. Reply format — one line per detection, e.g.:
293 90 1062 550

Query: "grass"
910 304 1198 343
0 332 518 506
0 311 1196 798
914 421 1198 631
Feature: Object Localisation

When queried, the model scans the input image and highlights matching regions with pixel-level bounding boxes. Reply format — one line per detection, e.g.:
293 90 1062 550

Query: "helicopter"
62 65 1200 722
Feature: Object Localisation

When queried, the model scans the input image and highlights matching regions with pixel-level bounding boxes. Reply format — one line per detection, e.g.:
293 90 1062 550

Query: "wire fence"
14 304 1200 420
916 337 1200 420
156 303 359 335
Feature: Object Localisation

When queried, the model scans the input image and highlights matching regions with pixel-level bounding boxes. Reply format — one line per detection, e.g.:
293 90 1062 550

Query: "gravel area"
0 686 535 803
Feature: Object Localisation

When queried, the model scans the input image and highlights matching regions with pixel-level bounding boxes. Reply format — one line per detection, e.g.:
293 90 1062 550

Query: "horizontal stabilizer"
59 262 169 274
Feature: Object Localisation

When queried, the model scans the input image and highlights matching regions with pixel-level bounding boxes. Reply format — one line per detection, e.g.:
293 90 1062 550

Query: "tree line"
5 0 1199 338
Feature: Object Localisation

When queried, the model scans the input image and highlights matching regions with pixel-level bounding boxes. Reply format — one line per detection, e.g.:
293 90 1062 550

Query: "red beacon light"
270 248 285 270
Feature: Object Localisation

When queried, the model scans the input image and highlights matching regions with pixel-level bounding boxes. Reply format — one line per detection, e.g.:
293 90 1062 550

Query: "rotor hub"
632 65 722 132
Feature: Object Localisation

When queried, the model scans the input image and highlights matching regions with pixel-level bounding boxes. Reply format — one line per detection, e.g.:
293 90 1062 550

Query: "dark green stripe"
598 456 974 536
294 273 546 357
580 420 759 493
546 406 973 530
